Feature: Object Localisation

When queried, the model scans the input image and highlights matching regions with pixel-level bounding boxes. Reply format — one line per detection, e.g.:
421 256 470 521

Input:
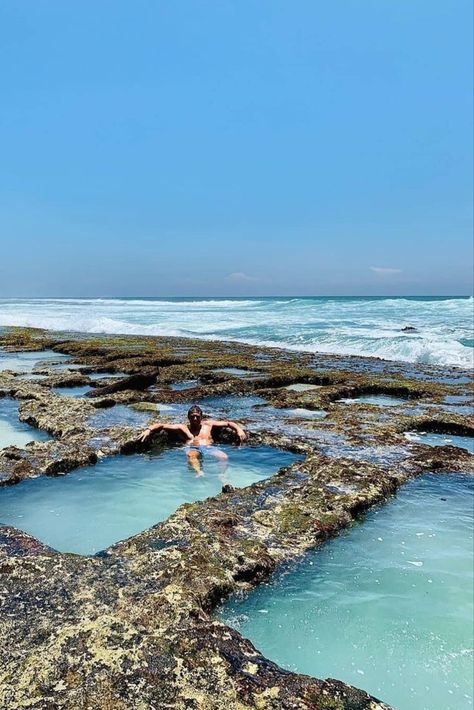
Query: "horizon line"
0 294 472 300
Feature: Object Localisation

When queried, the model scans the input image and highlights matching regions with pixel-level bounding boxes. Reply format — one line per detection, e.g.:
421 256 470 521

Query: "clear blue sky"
1 1 472 297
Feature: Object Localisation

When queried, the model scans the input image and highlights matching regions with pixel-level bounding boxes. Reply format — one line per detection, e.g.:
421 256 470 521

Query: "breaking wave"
0 296 472 369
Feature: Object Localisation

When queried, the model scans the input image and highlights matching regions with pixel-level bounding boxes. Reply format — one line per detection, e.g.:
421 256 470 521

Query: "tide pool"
405 431 474 454
0 398 50 449
53 385 92 398
0 445 300 554
0 349 69 373
219 474 474 710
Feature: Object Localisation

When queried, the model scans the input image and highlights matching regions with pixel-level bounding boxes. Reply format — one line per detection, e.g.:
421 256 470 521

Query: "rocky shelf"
0 327 472 709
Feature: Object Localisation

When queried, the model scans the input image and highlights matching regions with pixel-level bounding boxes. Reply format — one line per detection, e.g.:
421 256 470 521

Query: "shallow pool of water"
219 474 474 710
211 367 263 378
444 395 473 406
0 350 69 373
284 383 322 392
0 445 300 554
53 385 92 398
264 406 326 420
199 395 267 418
88 372 128 381
0 398 50 448
405 432 474 454
88 404 152 429
169 379 200 391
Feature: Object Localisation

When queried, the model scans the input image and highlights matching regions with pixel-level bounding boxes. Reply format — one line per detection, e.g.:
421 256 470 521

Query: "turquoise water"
0 297 472 368
405 432 474 454
0 398 50 448
0 445 299 554
219 474 474 710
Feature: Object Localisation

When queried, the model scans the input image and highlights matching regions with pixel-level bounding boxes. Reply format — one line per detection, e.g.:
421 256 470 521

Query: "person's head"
187 405 203 425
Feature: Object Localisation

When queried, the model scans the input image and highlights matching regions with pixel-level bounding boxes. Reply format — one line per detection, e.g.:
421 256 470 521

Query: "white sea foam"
0 297 472 369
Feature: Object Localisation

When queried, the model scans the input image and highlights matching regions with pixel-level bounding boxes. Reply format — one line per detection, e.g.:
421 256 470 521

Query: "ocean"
0 296 472 369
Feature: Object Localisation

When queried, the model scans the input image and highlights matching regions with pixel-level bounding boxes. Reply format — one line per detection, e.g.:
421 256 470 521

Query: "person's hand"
238 429 247 443
139 428 151 443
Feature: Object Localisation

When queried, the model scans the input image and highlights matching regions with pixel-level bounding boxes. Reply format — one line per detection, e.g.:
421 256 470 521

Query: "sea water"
219 474 474 710
0 398 50 448
0 297 472 368
0 445 300 554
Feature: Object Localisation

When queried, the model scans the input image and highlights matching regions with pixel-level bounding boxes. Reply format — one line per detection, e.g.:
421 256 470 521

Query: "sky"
0 1 472 297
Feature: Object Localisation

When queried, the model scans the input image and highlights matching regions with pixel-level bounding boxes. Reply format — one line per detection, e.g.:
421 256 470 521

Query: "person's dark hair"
187 405 203 417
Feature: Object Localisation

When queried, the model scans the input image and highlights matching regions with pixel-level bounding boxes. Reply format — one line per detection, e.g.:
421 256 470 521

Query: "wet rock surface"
0 327 472 709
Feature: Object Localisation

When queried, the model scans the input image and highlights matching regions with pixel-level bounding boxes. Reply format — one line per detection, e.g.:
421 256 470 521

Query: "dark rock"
86 372 158 397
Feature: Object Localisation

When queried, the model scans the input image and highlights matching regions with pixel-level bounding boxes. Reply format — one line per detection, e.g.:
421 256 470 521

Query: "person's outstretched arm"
210 419 246 442
139 422 190 443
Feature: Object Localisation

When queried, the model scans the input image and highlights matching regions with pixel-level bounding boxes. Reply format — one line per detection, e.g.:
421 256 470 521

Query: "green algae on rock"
0 326 472 709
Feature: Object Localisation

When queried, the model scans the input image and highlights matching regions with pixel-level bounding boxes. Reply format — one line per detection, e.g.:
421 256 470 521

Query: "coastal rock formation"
86 371 159 397
0 327 472 709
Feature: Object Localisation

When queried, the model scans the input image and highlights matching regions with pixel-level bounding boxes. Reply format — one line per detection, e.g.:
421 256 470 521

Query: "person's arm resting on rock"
210 419 246 443
139 423 190 443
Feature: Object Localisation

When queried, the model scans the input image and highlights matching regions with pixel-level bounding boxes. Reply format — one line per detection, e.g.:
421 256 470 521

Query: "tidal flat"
0 326 472 709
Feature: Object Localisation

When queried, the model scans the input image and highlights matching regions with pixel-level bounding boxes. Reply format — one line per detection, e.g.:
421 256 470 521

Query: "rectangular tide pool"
0 445 300 555
218 473 474 710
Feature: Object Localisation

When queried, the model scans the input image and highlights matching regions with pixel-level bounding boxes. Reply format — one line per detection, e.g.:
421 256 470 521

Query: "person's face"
188 412 202 426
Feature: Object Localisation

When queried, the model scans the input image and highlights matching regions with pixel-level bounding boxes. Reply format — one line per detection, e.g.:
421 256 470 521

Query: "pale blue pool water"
211 368 263 378
264 405 326 419
405 432 474 454
169 379 200 391
50 363 86 370
219 474 474 710
88 372 128 380
0 349 69 373
88 404 152 429
0 398 50 448
444 395 473 406
199 395 267 418
284 383 322 392
0 445 300 554
53 385 92 398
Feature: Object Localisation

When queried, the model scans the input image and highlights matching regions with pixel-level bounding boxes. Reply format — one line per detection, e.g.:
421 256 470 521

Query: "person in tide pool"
139 404 246 475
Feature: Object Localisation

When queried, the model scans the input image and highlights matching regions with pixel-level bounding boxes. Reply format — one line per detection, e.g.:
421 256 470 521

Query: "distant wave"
0 297 472 369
